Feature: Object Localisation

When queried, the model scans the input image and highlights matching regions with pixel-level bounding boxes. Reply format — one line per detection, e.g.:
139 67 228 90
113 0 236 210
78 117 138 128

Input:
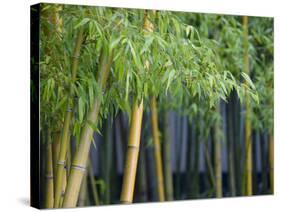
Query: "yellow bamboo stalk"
269 132 274 193
77 169 88 207
120 99 144 203
120 11 153 203
62 49 114 208
59 167 67 207
44 132 54 208
243 16 253 196
54 28 85 208
52 131 61 185
150 97 165 201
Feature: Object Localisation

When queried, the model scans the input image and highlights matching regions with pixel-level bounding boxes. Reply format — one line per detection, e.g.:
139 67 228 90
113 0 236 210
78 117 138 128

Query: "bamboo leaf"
241 72 256 89
74 18 90 29
78 97 84 123
165 69 175 94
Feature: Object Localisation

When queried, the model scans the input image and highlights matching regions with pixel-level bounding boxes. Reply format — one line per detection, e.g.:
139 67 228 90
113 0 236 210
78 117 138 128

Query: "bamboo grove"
37 4 273 208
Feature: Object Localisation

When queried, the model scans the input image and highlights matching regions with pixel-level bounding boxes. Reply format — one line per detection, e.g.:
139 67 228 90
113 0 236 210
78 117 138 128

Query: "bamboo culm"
62 48 114 208
88 159 100 205
150 97 165 201
120 100 144 203
163 111 174 201
243 16 253 196
44 131 54 208
54 28 85 208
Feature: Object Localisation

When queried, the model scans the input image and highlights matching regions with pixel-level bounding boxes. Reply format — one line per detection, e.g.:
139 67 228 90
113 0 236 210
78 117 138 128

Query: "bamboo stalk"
150 97 165 201
203 137 216 191
88 160 100 205
269 132 274 193
233 92 242 195
120 99 144 203
62 48 114 208
44 131 54 208
52 131 61 186
77 170 88 207
66 133 72 177
214 105 222 198
59 167 67 207
163 111 174 201
54 28 85 208
243 16 253 196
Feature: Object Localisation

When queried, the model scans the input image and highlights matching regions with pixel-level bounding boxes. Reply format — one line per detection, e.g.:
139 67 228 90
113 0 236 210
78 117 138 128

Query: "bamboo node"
57 160 65 166
72 54 80 59
66 107 72 112
71 164 87 172
127 145 139 150
45 174 54 179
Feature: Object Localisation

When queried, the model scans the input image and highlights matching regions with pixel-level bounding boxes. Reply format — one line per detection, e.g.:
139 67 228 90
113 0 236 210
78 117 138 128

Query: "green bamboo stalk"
59 168 67 207
54 28 85 208
88 160 100 205
150 97 165 201
62 48 114 208
120 99 144 203
203 137 216 192
233 92 242 195
52 131 61 188
163 111 174 201
66 133 72 177
44 131 54 208
243 16 253 196
214 104 222 198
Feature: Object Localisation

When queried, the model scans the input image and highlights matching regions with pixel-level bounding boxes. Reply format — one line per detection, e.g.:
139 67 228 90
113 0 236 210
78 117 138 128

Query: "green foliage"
39 4 273 138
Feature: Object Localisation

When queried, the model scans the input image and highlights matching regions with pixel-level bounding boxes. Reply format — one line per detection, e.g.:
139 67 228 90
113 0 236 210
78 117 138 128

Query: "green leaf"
165 69 176 95
241 72 255 89
74 18 90 29
78 97 84 123
87 119 102 135
110 36 123 51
